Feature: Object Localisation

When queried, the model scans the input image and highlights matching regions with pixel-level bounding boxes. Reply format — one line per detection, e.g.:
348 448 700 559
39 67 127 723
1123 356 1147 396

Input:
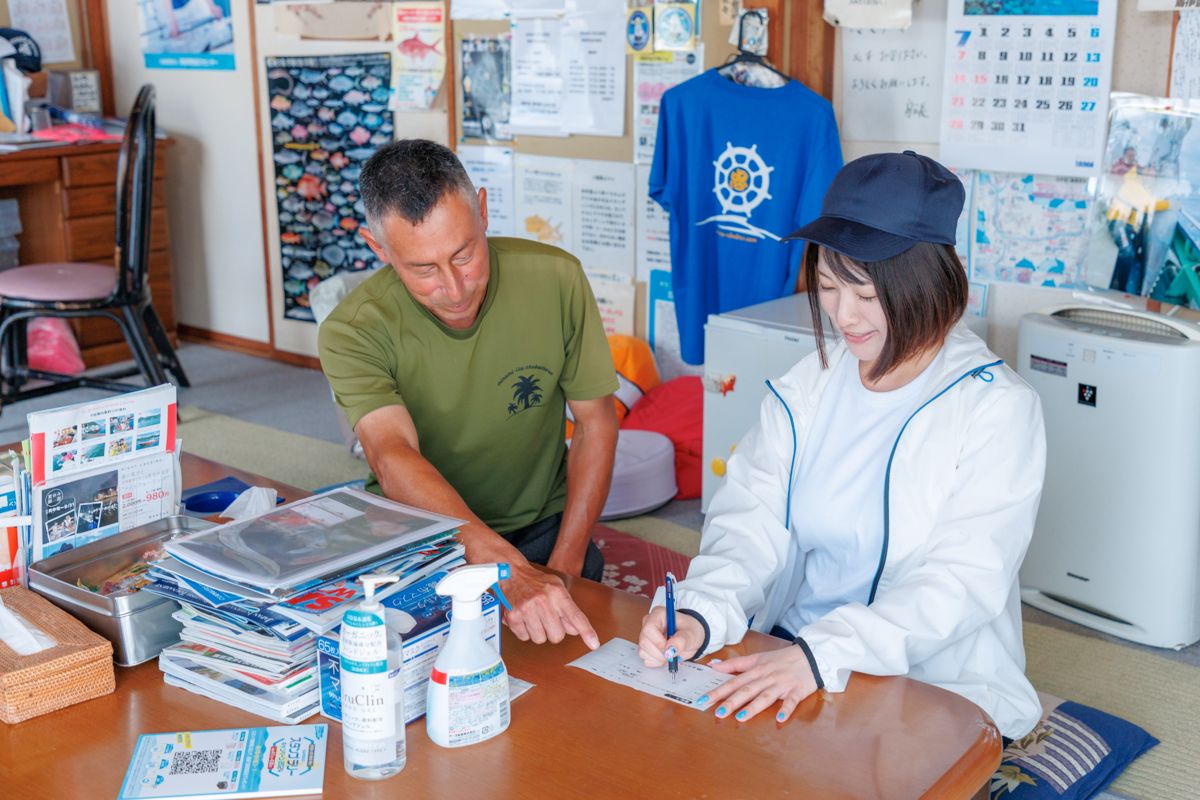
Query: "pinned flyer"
26 384 176 488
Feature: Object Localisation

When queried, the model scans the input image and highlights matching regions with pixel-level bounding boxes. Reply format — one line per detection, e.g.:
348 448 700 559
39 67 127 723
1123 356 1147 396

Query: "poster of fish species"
265 53 394 322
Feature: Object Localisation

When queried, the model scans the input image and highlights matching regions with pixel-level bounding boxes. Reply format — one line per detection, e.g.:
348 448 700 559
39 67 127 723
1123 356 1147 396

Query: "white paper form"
636 163 671 282
392 1 447 111
560 0 626 137
459 145 516 236
510 15 567 135
632 48 704 164
572 159 635 275
8 0 76 64
840 0 946 143
514 153 573 247
1171 12 1200 100
568 638 732 709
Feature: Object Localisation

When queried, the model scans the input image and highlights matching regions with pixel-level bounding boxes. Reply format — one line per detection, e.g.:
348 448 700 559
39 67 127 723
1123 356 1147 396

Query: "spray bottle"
340 574 406 780
426 563 512 748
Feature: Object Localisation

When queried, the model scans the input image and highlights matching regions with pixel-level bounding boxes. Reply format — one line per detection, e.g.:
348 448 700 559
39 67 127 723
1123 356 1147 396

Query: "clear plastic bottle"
341 575 407 780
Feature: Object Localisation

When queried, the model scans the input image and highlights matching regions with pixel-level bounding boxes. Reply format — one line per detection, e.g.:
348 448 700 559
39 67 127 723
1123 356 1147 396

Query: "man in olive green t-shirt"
319 139 618 651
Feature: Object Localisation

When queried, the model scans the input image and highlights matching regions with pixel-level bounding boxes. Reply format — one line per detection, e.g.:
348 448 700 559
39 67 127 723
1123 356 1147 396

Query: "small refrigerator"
702 293 833 511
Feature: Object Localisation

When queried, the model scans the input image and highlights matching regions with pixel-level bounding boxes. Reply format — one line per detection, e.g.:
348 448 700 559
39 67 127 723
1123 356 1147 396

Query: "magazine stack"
145 487 464 723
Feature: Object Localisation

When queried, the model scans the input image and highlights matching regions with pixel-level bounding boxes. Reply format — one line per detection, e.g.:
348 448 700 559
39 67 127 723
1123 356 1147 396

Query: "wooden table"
0 454 1001 799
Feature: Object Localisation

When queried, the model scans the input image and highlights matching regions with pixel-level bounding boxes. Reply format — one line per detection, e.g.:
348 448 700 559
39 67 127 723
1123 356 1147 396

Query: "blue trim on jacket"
868 359 1003 604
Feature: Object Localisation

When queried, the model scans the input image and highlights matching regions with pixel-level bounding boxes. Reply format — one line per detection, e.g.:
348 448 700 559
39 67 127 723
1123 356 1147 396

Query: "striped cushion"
0 262 117 302
989 692 1157 799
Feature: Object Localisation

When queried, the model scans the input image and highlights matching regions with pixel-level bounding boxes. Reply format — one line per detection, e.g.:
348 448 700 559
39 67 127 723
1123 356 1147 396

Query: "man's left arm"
548 396 618 576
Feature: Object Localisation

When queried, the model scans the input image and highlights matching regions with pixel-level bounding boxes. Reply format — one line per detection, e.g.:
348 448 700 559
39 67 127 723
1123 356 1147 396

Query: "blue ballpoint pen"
665 571 678 681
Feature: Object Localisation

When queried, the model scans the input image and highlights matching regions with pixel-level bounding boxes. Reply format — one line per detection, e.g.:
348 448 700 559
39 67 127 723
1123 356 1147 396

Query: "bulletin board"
444 1 831 345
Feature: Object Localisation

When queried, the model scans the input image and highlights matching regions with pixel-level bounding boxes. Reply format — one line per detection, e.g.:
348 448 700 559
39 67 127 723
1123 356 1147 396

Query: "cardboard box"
317 571 501 724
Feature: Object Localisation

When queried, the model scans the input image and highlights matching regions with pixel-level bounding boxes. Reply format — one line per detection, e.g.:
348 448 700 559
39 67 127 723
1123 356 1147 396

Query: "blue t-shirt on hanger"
649 69 843 364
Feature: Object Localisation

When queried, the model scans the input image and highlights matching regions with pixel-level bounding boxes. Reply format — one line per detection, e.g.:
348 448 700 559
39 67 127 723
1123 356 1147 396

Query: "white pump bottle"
425 563 511 748
341 573 406 780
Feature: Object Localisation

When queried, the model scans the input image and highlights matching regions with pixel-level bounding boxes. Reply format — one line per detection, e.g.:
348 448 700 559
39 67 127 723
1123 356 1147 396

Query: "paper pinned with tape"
824 0 913 29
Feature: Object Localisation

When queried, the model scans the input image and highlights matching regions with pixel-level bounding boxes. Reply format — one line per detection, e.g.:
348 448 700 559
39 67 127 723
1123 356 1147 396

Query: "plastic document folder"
165 489 462 596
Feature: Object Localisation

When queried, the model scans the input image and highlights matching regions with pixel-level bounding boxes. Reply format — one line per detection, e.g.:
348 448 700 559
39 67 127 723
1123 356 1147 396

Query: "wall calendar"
939 0 1117 179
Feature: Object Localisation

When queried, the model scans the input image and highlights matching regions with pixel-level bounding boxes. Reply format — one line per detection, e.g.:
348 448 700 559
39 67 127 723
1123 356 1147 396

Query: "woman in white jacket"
638 151 1046 740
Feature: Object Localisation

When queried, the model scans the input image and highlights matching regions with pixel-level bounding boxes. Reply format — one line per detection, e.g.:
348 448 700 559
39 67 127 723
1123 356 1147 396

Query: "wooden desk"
0 141 177 369
0 454 1001 799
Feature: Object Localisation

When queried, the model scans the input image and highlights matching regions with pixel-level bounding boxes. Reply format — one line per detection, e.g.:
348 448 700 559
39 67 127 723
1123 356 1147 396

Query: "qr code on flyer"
169 749 221 775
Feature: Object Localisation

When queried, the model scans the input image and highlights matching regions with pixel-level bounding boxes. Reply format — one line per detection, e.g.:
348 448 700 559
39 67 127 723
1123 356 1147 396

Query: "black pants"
504 512 605 582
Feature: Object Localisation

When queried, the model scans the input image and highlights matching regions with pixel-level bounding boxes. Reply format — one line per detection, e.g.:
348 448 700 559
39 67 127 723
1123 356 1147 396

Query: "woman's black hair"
803 241 968 382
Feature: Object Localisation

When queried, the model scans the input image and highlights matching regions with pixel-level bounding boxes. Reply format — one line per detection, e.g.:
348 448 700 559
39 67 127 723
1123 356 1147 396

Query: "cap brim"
783 216 921 262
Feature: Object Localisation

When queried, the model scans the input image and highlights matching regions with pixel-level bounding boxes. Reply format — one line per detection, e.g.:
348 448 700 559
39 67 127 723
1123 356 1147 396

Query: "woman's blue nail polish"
776 712 786 722
735 710 747 721
716 706 727 717
697 695 709 704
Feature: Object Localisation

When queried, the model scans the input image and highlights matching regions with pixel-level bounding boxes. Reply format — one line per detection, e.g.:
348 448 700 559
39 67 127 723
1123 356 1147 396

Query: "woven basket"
0 586 115 724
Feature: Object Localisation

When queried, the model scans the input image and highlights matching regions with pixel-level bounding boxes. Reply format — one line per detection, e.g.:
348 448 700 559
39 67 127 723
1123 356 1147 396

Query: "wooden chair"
0 84 188 409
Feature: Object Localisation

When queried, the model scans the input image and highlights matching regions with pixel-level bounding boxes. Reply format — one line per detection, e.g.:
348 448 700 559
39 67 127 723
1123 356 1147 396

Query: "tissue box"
317 571 500 724
0 586 115 724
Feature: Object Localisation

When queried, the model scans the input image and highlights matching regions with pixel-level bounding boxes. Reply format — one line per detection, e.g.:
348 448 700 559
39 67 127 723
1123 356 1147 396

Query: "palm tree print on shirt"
510 375 544 415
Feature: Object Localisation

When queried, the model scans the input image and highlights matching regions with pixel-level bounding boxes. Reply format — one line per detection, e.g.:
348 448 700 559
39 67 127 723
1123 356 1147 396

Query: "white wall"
105 0 270 344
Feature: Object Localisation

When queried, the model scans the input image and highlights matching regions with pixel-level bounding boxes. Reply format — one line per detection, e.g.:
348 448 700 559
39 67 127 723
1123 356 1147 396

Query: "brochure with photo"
166 488 463 595
26 384 176 487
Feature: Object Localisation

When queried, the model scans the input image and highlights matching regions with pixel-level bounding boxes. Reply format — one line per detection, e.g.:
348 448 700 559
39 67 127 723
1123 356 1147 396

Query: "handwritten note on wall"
1171 12 1200 100
839 0 944 143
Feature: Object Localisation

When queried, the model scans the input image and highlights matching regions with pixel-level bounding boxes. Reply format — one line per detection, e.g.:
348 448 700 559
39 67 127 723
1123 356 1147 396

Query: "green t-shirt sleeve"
318 307 406 431
560 264 619 402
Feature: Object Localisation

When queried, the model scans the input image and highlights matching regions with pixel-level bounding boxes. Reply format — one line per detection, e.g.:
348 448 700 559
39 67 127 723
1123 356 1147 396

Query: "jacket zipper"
868 359 1003 604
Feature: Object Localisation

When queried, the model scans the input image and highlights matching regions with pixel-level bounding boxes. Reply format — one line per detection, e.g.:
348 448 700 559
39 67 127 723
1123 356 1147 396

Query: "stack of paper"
145 488 465 723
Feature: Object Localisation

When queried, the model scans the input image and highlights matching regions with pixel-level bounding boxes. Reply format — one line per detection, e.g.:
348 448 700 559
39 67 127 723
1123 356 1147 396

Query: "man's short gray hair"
359 139 477 226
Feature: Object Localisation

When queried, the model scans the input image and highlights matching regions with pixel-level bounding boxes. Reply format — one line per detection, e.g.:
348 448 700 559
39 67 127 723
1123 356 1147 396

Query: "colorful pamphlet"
165 488 462 595
117 724 327 799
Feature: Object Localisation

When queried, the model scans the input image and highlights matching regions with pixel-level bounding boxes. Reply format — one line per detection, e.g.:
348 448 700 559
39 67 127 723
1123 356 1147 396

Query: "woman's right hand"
638 606 706 667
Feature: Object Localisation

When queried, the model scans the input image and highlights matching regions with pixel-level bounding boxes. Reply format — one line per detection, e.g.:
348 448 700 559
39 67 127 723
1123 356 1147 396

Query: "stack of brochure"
146 488 465 723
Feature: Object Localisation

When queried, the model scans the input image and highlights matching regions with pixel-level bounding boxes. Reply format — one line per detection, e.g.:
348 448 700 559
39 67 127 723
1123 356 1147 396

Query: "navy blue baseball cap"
783 150 965 262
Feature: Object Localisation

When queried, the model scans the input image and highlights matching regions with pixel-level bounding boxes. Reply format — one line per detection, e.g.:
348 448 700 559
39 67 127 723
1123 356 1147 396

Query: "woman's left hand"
702 645 820 723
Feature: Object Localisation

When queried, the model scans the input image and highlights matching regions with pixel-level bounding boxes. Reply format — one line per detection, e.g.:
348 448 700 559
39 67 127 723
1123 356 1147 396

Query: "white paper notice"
1171 12 1200 100
633 47 704 164
840 0 945 143
451 0 510 19
560 0 627 136
572 160 635 274
585 271 635 336
392 1 447 111
514 154 573 247
8 0 76 64
511 15 566 135
636 163 671 282
459 145 516 237
568 638 733 709
824 0 912 29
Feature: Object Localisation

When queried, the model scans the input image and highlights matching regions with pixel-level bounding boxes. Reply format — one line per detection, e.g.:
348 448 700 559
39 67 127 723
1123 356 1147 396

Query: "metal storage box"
27 516 215 667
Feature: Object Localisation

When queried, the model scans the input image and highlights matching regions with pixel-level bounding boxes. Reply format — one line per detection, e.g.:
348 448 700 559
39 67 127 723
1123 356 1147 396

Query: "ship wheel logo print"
697 142 781 241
